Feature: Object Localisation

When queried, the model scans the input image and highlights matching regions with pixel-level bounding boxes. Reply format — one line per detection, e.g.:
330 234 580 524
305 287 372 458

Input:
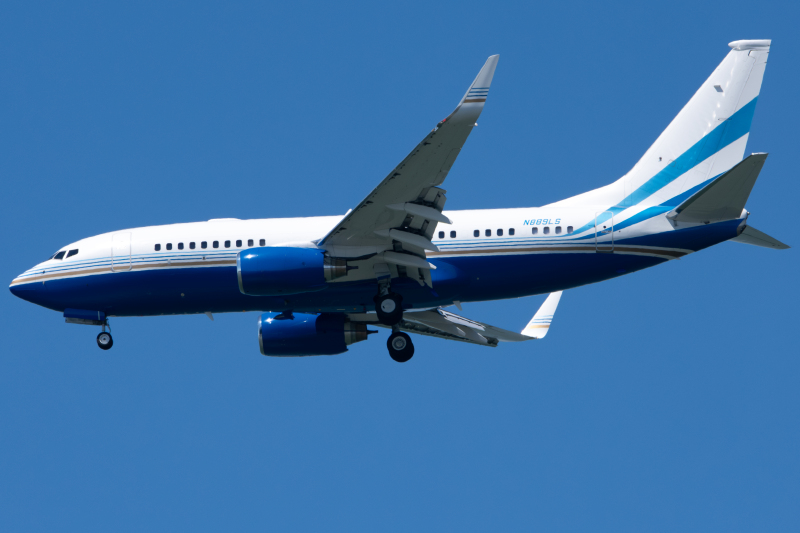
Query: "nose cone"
9 276 40 303
10 262 51 306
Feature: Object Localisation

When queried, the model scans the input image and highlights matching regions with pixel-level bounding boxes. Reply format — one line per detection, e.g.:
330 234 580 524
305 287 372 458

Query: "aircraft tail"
552 40 771 209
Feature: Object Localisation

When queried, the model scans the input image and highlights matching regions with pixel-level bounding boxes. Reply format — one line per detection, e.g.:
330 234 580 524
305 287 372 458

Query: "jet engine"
237 247 347 296
258 312 369 356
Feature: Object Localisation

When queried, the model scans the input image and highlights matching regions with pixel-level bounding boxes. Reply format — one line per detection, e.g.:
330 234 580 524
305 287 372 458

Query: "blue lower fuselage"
10 220 740 318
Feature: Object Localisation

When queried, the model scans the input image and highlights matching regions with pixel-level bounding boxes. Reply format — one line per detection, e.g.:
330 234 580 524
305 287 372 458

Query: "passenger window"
248 239 254 247
509 228 515 236
67 249 79 258
166 243 172 250
213 241 219 249
532 227 538 235
189 242 196 249
450 231 456 238
54 251 66 260
474 230 480 237
259 239 265 246
543 227 550 235
225 240 231 248
485 229 491 237
155 244 161 251
567 226 574 234
178 243 184 250
438 231 444 239
555 226 562 234
236 239 242 247
497 229 503 236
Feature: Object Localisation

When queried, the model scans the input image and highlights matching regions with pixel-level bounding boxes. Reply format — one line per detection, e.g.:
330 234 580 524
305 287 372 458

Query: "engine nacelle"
237 247 346 296
258 312 369 356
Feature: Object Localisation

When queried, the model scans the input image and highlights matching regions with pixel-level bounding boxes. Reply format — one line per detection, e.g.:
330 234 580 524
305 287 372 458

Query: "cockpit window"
53 251 66 260
66 249 79 258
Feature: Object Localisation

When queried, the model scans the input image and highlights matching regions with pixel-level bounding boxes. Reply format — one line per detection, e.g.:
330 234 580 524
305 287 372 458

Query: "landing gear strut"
387 330 414 363
375 293 403 325
374 279 403 326
97 322 113 350
375 279 410 360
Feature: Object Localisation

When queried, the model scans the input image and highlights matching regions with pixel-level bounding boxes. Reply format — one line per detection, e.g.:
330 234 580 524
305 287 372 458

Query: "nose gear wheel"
97 332 113 350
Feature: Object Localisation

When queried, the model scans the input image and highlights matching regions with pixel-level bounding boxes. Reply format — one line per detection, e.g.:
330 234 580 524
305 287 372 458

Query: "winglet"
459 55 499 106
521 291 563 339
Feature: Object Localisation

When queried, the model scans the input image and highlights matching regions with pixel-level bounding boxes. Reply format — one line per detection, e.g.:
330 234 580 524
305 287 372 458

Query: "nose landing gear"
97 331 113 350
97 322 113 350
63 310 114 350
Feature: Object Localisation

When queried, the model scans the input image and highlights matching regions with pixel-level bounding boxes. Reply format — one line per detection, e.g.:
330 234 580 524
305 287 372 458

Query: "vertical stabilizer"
552 40 770 210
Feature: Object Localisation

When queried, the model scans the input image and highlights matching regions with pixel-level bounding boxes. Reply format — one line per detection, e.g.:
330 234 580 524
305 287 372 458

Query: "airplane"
9 39 788 363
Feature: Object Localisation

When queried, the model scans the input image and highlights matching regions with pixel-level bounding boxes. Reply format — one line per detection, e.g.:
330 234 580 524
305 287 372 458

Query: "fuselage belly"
10 217 740 317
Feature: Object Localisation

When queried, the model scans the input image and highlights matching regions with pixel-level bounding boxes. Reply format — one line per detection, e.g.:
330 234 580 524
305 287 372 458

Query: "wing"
319 55 499 286
348 292 563 347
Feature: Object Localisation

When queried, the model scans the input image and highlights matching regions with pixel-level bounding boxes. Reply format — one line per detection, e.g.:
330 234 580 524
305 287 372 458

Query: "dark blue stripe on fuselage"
10 220 741 317
10 253 661 316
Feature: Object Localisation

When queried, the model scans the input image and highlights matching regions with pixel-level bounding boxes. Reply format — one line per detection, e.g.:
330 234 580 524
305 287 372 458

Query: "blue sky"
1 0 798 530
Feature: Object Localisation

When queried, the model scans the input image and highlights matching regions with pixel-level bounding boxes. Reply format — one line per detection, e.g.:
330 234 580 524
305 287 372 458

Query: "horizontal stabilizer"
731 225 789 249
669 153 767 223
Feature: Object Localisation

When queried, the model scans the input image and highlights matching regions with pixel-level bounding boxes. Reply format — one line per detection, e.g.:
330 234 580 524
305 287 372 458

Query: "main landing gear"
374 278 403 326
97 322 113 350
375 293 403 325
375 281 412 361
387 329 414 363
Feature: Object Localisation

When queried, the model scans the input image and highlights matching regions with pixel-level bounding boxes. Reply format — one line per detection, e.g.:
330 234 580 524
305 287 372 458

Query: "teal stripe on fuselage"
565 171 730 241
621 96 758 207
657 174 717 208
566 97 758 237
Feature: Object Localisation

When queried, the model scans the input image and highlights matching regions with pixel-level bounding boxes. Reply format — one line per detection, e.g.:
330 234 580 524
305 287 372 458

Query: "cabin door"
595 212 614 253
111 232 132 272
